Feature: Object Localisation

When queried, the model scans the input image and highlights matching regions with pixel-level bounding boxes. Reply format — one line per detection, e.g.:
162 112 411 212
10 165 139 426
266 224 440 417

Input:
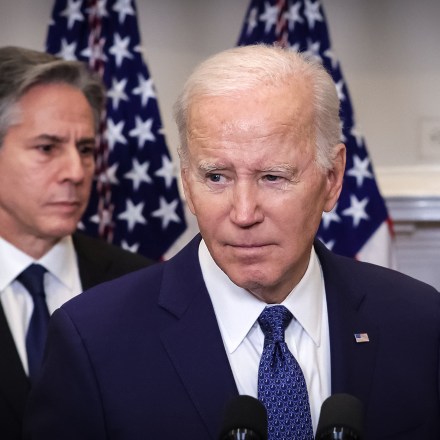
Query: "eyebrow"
198 161 228 173
32 134 96 146
259 164 297 174
199 161 297 171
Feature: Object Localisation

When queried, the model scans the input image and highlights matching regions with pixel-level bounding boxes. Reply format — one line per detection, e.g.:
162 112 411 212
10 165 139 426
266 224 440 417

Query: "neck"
0 233 59 260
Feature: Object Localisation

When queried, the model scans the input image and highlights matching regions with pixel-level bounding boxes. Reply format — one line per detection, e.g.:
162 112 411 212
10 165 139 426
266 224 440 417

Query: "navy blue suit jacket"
24 235 440 439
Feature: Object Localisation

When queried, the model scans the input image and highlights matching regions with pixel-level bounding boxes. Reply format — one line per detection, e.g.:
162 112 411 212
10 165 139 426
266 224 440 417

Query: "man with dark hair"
0 46 153 439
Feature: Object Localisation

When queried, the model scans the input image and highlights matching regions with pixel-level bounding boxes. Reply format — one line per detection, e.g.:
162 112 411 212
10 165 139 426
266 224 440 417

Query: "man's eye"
207 173 222 183
264 174 281 182
37 144 54 153
79 145 96 156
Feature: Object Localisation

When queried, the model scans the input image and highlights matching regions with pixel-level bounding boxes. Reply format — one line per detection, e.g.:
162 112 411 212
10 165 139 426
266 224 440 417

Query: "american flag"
46 0 187 261
238 0 394 266
354 333 370 343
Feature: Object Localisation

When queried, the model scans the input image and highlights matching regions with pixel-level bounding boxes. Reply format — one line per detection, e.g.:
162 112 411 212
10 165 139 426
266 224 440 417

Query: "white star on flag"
106 119 127 150
57 39 77 60
129 116 156 147
81 37 107 63
350 127 364 148
335 80 345 102
342 195 370 228
260 3 278 34
132 75 156 107
124 158 152 191
339 121 347 143
112 0 135 24
86 0 109 19
107 78 129 110
284 2 303 31
288 42 301 53
121 240 140 253
322 205 341 229
89 208 114 229
155 155 176 189
118 199 147 231
109 33 134 67
246 7 259 35
98 162 119 185
152 197 181 229
347 156 373 187
322 239 335 251
61 0 83 29
324 48 338 69
304 0 323 29
306 39 321 61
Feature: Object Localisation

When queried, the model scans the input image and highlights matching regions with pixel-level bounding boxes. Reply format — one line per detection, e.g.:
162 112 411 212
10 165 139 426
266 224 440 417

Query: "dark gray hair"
0 46 105 146
173 44 341 171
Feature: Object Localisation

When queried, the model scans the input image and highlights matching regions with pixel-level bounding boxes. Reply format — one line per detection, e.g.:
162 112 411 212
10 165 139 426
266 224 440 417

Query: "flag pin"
354 333 369 343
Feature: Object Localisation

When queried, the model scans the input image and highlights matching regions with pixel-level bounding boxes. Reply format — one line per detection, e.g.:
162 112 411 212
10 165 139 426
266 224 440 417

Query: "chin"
45 221 79 240
227 270 270 293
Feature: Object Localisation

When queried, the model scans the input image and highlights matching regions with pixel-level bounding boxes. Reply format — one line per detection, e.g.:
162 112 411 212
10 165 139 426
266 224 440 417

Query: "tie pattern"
17 264 49 382
258 305 314 440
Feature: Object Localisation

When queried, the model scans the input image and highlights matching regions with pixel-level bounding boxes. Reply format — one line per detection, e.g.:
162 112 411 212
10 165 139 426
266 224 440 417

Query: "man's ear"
323 143 346 212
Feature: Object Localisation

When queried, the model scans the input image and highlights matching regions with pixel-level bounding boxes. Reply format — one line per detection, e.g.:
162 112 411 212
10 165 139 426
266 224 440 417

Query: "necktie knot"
258 305 293 344
17 264 47 299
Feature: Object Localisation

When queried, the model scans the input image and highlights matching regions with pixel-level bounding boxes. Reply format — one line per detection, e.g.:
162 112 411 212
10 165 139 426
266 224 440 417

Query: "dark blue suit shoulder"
60 262 165 320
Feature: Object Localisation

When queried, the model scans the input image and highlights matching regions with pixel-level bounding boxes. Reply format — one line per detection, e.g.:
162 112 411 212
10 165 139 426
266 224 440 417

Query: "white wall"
324 0 440 197
1 0 439 194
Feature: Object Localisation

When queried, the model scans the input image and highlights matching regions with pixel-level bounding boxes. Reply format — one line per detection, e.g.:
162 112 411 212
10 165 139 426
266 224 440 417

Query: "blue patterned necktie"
17 264 49 382
258 305 314 440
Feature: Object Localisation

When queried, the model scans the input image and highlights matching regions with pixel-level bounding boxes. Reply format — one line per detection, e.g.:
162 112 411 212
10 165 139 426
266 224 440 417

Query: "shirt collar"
0 235 77 291
199 240 324 354
39 236 78 290
282 246 324 348
0 238 34 290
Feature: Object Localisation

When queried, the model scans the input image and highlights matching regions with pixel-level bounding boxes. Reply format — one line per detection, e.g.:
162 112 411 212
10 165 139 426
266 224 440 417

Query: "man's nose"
230 181 264 227
59 146 87 183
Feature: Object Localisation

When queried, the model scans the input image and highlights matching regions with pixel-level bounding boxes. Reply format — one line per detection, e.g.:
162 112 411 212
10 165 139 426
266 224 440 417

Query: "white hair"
173 44 341 171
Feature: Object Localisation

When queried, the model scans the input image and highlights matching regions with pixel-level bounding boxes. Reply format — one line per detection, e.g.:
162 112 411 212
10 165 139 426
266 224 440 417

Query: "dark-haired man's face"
0 83 96 258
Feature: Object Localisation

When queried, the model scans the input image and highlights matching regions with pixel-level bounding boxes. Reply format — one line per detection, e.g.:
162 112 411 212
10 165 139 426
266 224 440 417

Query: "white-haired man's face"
182 79 345 303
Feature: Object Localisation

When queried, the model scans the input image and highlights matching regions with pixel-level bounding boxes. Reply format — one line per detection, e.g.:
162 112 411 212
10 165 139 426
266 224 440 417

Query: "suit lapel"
326 281 379 401
158 236 238 439
315 240 378 406
72 232 112 290
0 304 30 418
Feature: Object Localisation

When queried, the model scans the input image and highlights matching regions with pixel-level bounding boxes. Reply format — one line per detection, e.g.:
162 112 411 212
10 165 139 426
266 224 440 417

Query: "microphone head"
316 393 364 440
219 395 268 440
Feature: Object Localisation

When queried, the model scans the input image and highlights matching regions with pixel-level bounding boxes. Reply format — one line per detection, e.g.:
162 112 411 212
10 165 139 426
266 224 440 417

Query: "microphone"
315 393 364 440
218 395 268 440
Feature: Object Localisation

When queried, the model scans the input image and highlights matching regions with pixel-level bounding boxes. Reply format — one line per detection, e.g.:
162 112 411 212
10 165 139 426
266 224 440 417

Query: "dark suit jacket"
23 235 440 439
0 232 153 440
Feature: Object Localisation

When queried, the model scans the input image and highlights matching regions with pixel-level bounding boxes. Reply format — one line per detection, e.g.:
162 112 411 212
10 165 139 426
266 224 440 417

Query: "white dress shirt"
198 239 331 433
0 236 82 375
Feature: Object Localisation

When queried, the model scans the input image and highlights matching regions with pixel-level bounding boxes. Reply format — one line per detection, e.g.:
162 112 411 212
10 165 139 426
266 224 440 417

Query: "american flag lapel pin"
354 333 369 343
